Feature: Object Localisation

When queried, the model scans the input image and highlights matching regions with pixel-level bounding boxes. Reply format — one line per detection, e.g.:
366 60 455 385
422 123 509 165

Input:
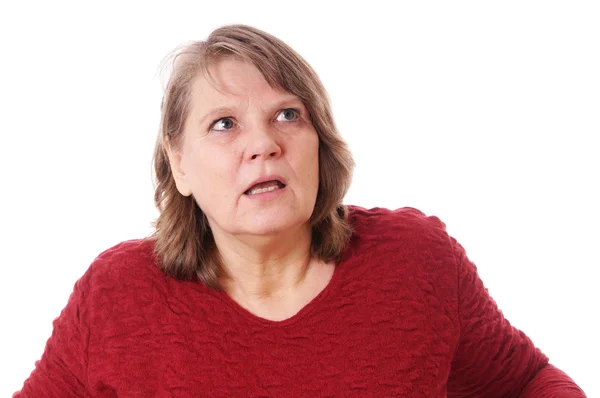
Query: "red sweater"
16 207 585 397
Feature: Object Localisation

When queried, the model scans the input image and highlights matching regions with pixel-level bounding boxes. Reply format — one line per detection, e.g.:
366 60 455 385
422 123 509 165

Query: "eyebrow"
198 106 235 127
197 97 306 127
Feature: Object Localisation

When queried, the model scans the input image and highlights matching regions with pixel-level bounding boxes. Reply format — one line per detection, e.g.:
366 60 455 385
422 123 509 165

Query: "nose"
244 125 282 161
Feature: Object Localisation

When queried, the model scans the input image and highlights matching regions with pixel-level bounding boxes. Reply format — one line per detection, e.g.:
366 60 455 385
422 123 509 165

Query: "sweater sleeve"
14 269 93 397
447 238 586 397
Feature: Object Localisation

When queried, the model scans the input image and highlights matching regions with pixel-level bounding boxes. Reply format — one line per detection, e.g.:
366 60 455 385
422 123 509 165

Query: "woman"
15 25 586 397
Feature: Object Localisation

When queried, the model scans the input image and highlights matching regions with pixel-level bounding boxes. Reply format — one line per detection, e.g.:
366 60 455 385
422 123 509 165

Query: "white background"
1 1 598 395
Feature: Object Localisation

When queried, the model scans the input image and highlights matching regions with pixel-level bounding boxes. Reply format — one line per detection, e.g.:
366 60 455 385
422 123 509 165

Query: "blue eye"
211 117 235 131
276 108 300 122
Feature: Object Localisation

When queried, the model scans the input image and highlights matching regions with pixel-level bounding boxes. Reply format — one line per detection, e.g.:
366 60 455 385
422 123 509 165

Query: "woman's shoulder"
342 206 459 301
81 238 164 291
346 205 450 244
93 238 156 268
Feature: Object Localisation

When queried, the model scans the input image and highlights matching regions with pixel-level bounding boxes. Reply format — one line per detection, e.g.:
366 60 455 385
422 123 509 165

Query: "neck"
214 223 314 300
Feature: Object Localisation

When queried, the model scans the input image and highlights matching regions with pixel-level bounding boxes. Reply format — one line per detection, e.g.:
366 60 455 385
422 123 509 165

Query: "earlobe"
164 141 193 197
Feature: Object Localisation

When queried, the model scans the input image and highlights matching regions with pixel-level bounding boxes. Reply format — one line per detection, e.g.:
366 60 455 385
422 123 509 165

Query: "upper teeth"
247 185 281 195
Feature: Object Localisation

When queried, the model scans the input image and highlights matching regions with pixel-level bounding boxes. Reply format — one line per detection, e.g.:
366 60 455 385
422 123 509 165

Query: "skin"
166 58 334 321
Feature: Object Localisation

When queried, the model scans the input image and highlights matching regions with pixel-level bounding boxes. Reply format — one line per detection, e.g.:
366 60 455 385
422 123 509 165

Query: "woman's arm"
447 238 586 397
14 270 93 397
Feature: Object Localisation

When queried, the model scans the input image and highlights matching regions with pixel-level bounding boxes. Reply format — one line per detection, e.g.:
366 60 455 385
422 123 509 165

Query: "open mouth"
244 180 286 195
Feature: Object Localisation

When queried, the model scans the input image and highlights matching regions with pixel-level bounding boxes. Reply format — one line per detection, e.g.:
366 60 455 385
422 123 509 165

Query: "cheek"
299 137 320 189
187 141 223 176
187 147 239 197
196 166 223 190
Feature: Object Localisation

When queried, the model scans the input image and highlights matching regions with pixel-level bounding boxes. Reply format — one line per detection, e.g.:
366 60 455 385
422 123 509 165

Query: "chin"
241 208 311 237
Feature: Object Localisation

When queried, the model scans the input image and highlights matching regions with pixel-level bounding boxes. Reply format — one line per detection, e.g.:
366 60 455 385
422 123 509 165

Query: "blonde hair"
151 24 354 289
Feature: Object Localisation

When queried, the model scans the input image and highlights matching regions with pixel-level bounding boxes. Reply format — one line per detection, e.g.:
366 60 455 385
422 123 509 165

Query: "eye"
210 117 235 132
276 108 300 122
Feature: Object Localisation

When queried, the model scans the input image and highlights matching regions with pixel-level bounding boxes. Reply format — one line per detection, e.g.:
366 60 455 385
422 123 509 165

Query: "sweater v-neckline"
211 260 344 328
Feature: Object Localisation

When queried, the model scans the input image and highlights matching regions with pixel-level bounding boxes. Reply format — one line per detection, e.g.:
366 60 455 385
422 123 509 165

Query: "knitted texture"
15 206 586 397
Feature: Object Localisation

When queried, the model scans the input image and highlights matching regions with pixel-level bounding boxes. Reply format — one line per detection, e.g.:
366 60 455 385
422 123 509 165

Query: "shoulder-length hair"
151 24 354 289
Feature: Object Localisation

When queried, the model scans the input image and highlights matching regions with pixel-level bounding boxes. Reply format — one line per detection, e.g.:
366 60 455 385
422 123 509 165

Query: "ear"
164 140 193 197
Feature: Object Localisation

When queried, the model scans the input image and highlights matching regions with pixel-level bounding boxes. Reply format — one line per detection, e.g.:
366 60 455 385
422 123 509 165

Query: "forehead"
190 58 293 108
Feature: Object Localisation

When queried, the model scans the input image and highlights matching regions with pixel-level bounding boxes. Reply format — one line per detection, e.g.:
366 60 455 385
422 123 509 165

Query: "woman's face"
168 58 320 240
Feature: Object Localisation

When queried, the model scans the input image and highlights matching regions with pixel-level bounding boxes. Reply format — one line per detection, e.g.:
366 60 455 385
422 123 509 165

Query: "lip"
244 174 288 194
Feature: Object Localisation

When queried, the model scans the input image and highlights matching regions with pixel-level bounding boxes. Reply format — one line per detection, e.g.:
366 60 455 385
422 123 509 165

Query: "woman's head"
152 25 354 288
167 57 321 242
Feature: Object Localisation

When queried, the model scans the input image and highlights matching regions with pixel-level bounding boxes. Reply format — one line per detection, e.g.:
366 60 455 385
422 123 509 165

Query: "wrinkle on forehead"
193 59 298 116
202 57 283 97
